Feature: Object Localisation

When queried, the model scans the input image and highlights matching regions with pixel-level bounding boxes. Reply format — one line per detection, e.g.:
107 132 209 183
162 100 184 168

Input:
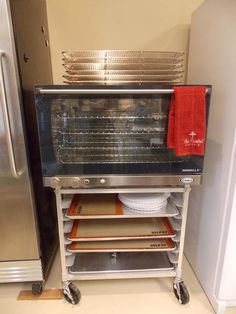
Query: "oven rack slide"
66 238 176 253
53 114 168 120
66 217 176 242
64 194 179 219
52 132 186 165
55 151 186 164
56 186 190 305
50 98 188 165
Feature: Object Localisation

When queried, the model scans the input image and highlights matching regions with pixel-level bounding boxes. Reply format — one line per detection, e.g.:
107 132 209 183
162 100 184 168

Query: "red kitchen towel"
167 86 206 156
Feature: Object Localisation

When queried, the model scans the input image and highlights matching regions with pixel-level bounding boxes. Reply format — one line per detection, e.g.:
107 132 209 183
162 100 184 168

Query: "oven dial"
100 178 106 184
50 177 61 189
84 179 90 185
71 178 81 188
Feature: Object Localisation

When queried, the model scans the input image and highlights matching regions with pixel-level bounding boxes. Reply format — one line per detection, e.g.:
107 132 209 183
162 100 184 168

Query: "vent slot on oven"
62 50 185 85
51 97 186 165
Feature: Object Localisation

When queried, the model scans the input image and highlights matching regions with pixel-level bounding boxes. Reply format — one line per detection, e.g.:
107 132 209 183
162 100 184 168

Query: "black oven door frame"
34 84 211 186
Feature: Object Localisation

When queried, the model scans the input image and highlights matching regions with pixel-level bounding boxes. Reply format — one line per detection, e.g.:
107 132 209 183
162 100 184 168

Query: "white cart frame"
54 185 191 304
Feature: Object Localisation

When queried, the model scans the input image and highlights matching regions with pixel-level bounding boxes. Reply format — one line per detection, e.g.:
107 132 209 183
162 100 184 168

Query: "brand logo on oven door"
180 178 194 184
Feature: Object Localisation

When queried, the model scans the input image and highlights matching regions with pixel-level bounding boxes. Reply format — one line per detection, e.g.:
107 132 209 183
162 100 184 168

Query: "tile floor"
0 253 235 314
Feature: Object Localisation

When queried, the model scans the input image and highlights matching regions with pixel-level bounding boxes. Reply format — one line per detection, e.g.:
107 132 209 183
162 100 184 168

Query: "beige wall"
46 0 204 83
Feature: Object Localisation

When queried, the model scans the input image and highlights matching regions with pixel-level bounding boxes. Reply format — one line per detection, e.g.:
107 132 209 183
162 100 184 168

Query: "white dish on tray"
119 193 170 204
118 193 170 212
120 200 167 211
123 203 167 214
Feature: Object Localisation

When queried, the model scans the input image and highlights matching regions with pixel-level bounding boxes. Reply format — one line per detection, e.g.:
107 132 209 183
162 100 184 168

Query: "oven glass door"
35 86 205 176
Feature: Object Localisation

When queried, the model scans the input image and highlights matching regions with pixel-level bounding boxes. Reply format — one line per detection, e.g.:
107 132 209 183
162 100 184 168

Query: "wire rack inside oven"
51 98 186 164
62 50 185 85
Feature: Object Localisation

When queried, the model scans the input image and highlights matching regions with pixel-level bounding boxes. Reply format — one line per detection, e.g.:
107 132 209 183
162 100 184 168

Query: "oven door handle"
37 88 210 95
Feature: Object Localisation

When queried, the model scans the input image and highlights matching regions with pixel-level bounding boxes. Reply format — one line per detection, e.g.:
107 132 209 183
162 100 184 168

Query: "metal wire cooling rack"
62 50 185 85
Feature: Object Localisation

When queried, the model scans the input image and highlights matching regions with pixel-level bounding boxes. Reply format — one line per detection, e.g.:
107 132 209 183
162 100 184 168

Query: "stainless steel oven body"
35 85 211 189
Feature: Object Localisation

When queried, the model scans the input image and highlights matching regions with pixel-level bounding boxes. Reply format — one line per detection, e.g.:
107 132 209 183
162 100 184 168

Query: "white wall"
217 150 236 301
186 0 236 311
46 0 204 83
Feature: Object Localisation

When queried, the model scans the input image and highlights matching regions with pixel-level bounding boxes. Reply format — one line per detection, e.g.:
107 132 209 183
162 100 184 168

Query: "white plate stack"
118 193 170 214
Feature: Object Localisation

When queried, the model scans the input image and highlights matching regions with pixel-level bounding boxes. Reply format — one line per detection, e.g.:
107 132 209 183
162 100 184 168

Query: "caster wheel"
32 282 43 295
63 282 81 305
173 281 190 305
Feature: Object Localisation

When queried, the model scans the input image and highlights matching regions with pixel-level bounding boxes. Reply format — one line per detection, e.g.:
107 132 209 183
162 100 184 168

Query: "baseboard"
211 294 226 314
225 300 236 307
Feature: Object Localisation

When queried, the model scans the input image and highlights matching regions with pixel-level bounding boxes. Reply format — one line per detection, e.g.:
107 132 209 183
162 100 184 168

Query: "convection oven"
35 84 211 189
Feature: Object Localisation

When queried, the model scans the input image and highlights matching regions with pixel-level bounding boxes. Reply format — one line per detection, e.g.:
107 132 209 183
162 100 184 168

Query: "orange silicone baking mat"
67 238 175 252
66 194 123 217
68 217 175 241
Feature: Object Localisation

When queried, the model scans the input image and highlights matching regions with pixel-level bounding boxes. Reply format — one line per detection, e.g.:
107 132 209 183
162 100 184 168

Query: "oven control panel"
45 175 201 189
48 177 109 188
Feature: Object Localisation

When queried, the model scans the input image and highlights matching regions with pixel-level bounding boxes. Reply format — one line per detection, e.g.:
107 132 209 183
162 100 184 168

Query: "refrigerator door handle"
0 51 21 178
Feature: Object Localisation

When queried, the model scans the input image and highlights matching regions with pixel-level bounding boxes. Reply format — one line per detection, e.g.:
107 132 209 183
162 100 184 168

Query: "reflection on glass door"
51 96 183 165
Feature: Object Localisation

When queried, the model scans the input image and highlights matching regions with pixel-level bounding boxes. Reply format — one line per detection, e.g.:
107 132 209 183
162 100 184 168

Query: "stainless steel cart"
54 185 191 305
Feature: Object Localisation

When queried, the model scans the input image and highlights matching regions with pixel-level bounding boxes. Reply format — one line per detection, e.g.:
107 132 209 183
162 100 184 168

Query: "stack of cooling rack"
62 50 185 85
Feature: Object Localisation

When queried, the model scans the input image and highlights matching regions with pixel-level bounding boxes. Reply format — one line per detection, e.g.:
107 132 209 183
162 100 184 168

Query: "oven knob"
71 178 81 188
84 179 90 185
50 177 61 189
100 178 106 184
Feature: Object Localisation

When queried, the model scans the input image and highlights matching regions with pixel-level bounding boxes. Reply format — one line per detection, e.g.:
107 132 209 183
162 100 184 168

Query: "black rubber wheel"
173 281 190 305
32 282 43 295
63 283 81 305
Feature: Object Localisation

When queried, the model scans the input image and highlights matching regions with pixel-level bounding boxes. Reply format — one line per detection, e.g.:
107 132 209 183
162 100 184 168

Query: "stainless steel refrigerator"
0 0 57 290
